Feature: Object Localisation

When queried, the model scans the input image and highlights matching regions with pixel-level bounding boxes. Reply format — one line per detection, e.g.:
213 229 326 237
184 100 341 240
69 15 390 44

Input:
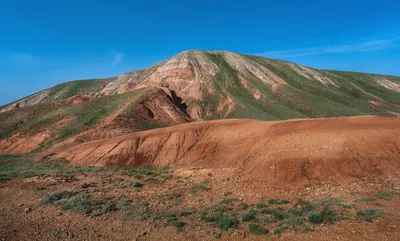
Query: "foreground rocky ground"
1 155 399 240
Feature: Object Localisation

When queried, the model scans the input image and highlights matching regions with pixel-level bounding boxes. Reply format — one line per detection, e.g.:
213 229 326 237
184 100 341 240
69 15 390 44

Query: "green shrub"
36 186 46 190
308 206 338 224
249 223 268 235
256 203 267 208
42 190 115 216
237 202 249 210
262 208 284 222
201 212 218 222
122 165 173 183
285 217 304 225
201 212 238 230
42 190 78 204
376 192 391 200
100 203 117 213
189 182 211 194
356 208 384 222
338 204 353 209
0 176 11 182
116 199 151 221
273 229 281 235
271 212 284 222
167 216 184 228
302 204 313 212
216 215 238 230
268 199 280 204
56 195 97 214
242 209 257 222
170 208 196 217
287 208 304 217
210 204 231 213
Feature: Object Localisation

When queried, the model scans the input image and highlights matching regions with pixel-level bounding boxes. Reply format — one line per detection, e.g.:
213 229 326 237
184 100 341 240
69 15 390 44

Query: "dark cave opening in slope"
169 90 189 117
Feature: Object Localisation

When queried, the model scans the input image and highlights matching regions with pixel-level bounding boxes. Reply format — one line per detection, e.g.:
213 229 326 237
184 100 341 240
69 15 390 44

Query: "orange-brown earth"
1 156 400 241
0 117 75 154
1 116 400 241
51 116 400 187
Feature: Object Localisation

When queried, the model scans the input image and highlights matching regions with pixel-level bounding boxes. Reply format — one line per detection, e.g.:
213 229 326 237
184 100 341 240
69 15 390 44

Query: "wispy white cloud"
10 53 44 66
257 38 400 58
112 53 124 65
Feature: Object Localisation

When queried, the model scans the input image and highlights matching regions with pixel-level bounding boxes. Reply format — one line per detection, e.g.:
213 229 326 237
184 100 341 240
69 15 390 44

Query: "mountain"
1 50 399 153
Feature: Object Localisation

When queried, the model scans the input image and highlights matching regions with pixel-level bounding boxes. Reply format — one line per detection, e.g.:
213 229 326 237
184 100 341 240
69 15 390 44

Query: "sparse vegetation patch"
356 208 384 222
249 223 268 235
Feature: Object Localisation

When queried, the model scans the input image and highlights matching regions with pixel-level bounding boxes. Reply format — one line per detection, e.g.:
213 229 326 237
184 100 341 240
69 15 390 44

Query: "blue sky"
1 0 399 105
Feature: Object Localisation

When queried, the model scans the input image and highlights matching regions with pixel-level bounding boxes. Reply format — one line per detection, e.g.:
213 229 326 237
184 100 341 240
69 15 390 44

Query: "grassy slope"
0 77 115 111
0 88 166 151
196 52 399 121
0 91 132 139
43 78 113 101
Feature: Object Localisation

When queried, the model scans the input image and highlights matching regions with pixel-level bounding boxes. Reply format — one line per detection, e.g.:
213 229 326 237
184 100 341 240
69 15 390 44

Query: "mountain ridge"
2 50 399 112
1 50 399 153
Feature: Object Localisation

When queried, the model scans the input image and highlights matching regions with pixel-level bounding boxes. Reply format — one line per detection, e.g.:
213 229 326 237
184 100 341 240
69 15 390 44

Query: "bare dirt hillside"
50 116 400 187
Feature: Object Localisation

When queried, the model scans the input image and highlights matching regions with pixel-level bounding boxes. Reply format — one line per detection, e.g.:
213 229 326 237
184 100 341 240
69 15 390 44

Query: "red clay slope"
53 116 400 186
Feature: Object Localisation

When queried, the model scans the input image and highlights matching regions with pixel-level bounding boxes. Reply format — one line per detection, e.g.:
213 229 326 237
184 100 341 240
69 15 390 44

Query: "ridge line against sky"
7 35 400 68
7 35 400 74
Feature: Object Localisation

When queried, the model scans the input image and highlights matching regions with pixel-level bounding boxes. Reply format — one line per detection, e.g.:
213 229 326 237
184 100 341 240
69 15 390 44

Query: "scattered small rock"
131 182 143 188
24 207 32 213
213 232 221 239
81 182 97 188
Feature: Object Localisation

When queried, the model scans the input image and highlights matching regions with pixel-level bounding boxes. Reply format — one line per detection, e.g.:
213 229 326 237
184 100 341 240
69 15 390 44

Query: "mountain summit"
1 50 399 153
